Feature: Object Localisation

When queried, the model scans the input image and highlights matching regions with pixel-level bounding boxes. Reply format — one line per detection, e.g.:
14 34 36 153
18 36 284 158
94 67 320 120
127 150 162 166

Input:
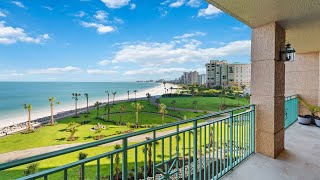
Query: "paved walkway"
0 114 228 163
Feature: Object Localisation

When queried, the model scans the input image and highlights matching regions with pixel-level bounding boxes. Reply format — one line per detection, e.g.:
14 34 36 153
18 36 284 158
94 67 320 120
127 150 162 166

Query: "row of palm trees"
23 96 60 132
22 90 142 132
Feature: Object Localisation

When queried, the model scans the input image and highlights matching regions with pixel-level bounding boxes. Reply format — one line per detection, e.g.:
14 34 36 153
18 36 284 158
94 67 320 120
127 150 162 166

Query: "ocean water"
0 82 159 126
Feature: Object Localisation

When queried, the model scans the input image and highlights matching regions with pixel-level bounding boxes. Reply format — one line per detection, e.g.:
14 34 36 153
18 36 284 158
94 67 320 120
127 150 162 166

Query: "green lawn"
0 100 204 154
0 97 252 179
0 119 253 180
109 112 177 125
159 97 249 111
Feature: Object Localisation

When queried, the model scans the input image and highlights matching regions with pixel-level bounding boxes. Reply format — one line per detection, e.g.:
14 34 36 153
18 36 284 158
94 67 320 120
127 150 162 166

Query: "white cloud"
169 0 185 8
161 0 171 5
113 66 120 69
28 66 81 74
114 17 124 24
0 10 6 17
198 4 222 18
12 1 26 9
87 69 118 75
42 6 53 11
0 21 50 44
186 0 201 7
232 26 247 30
129 3 136 10
101 0 130 8
98 59 110 66
94 10 108 21
111 39 251 66
75 11 87 18
80 21 115 34
125 67 188 75
174 32 206 39
0 70 24 80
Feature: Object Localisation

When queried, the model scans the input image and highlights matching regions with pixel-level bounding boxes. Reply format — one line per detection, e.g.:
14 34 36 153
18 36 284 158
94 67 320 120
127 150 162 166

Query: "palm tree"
24 104 33 131
94 123 104 140
159 103 167 126
24 163 39 176
94 101 102 119
133 90 137 101
155 98 160 107
145 137 153 176
72 93 81 117
190 87 195 97
192 100 198 113
146 93 151 103
78 152 88 180
170 87 173 97
127 91 130 101
66 122 77 132
163 82 166 88
68 126 78 141
119 104 126 125
112 92 117 104
235 92 240 106
171 100 176 111
245 94 250 104
131 102 144 128
104 104 113 121
105 91 110 104
48 97 60 125
84 93 89 113
114 144 121 180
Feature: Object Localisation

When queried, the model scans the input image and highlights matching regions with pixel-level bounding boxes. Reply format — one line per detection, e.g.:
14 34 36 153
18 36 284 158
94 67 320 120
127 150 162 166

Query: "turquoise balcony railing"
284 95 299 129
0 105 255 180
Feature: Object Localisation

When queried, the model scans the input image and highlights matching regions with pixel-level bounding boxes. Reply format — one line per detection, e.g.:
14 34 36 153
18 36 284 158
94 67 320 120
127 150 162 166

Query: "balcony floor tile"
221 122 320 180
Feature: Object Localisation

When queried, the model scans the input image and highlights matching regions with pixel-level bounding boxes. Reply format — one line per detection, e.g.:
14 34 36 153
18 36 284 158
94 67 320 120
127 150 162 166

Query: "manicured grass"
109 112 177 125
0 118 254 180
159 97 249 111
0 115 133 154
0 100 204 154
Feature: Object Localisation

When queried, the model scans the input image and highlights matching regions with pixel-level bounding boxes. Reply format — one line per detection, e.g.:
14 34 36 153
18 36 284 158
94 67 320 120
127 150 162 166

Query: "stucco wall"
285 52 320 115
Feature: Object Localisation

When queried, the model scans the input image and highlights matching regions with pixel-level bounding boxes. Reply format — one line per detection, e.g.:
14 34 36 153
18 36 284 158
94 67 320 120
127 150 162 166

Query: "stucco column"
251 22 285 158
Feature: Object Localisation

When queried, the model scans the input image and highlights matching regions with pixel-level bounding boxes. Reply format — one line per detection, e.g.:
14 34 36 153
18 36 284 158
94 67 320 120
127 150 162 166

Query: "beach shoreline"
0 83 179 133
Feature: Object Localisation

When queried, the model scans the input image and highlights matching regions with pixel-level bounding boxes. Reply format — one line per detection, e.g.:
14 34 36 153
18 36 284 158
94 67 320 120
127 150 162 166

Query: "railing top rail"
0 104 254 171
285 94 298 100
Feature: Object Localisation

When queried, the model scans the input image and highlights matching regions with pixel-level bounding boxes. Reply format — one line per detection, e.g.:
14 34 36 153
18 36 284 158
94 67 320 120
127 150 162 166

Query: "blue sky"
0 0 251 82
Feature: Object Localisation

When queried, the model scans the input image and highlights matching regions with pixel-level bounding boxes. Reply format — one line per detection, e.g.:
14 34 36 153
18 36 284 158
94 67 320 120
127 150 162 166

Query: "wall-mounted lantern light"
280 42 296 62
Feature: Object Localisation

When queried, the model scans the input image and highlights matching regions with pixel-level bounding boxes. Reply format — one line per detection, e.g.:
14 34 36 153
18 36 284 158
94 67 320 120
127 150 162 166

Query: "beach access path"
0 114 228 163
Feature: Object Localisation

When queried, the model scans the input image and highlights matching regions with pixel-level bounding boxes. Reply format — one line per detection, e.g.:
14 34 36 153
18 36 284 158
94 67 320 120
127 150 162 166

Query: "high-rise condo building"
205 60 251 87
181 71 199 85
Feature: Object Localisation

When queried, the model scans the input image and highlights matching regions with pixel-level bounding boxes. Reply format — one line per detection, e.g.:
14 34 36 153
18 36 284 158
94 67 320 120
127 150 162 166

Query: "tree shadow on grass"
55 138 66 142
83 136 94 140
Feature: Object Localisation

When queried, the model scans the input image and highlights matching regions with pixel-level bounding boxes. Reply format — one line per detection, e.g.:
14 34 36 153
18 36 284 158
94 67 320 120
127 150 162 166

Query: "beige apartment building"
181 71 199 85
230 63 251 87
206 60 251 87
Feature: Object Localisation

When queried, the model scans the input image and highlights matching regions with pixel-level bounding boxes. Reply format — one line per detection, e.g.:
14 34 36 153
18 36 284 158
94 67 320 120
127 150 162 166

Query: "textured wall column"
251 22 285 158
285 52 320 115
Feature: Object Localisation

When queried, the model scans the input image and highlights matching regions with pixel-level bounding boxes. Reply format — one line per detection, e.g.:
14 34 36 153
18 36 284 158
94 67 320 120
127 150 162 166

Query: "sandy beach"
0 83 179 129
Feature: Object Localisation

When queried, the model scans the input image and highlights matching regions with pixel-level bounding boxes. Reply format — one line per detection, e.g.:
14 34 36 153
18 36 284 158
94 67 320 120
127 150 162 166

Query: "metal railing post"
122 138 128 180
229 110 233 170
193 120 198 180
251 105 255 153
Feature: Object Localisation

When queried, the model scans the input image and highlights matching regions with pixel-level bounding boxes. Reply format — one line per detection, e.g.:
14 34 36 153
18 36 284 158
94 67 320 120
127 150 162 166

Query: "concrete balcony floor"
221 122 320 180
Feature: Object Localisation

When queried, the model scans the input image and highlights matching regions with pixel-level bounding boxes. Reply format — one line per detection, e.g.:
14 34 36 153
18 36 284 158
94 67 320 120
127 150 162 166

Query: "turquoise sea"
0 82 159 126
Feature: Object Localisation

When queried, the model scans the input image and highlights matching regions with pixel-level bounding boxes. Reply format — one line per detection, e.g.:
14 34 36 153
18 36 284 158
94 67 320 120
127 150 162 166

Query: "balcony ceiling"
207 0 320 53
